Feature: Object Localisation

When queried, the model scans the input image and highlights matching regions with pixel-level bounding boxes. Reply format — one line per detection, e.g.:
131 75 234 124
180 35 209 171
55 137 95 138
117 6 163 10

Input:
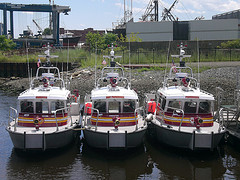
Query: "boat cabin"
156 87 215 128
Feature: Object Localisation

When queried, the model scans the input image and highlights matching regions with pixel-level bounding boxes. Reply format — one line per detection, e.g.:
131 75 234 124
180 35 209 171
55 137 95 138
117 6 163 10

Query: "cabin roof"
91 86 138 100
158 86 214 101
18 87 70 100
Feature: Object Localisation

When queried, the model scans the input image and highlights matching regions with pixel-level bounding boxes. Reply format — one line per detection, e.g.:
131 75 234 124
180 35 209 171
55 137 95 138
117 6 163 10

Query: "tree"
117 32 142 42
0 35 16 51
42 28 52 35
86 32 105 51
218 39 240 49
103 33 117 46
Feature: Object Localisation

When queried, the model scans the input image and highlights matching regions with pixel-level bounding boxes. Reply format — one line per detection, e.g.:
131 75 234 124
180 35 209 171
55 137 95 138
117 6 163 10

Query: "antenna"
164 40 171 84
129 39 131 88
66 39 69 85
95 43 97 88
197 38 200 88
26 40 31 88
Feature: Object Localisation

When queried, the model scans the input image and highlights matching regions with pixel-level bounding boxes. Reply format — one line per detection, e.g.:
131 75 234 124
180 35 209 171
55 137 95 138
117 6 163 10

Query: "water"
1 91 240 180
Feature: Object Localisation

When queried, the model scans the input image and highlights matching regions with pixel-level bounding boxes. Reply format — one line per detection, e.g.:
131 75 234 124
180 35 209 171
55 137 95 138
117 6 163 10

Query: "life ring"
112 117 120 129
33 116 44 125
194 117 203 129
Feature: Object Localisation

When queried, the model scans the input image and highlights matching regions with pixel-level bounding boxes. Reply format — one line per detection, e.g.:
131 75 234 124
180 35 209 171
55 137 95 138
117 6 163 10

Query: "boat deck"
7 115 80 134
152 118 223 134
83 116 146 133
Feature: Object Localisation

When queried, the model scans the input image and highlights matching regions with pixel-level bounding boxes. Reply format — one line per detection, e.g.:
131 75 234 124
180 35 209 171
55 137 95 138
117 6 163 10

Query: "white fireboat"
6 44 80 151
81 44 147 149
145 43 225 150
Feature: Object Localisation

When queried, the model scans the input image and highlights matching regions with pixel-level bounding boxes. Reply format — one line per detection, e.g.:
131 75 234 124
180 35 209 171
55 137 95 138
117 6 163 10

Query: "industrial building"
126 9 240 42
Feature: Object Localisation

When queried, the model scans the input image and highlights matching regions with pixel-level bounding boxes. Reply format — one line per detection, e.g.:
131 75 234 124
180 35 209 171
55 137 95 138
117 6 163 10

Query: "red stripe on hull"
91 122 137 126
156 110 214 127
92 112 136 117
163 120 213 127
17 122 68 127
17 113 69 127
19 113 68 118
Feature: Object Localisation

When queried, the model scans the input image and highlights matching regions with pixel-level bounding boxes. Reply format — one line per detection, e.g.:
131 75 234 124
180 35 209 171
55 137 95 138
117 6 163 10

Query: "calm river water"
0 91 240 180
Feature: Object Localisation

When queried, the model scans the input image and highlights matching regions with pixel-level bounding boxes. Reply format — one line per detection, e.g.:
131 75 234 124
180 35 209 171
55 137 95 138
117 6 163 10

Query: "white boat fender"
146 113 153 121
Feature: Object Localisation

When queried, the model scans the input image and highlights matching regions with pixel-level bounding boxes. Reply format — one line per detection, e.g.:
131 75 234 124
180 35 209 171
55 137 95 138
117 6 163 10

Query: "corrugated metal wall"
126 21 173 41
189 19 240 40
126 19 240 42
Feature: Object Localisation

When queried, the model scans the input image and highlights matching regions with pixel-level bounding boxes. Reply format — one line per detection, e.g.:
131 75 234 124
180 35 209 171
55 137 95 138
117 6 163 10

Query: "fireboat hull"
148 121 225 150
6 127 78 151
83 127 146 149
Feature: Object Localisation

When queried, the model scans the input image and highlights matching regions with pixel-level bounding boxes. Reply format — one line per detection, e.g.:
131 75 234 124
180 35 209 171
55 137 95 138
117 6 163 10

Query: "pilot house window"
20 101 33 113
198 101 211 114
123 101 135 113
51 101 65 113
184 101 197 114
109 101 120 113
36 102 49 114
94 101 106 113
167 101 182 112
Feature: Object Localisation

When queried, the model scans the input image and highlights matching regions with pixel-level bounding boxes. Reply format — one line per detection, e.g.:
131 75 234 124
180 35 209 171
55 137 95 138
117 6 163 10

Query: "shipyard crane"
140 0 159 21
161 0 179 21
32 19 43 35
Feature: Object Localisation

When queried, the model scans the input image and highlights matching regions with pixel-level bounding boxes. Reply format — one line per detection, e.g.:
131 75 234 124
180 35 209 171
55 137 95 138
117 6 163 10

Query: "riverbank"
1 62 240 104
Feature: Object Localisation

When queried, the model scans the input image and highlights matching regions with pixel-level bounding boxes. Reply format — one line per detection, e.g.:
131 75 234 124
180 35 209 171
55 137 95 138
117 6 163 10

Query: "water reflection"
5 135 240 180
7 140 80 179
79 141 149 180
6 138 149 180
141 138 227 179
222 145 240 179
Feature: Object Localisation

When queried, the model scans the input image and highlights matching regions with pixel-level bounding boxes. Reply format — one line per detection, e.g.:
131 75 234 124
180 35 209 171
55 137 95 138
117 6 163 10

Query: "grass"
0 48 239 68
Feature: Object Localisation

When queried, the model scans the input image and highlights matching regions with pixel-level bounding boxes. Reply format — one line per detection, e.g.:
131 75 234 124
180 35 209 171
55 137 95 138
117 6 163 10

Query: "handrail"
9 107 18 132
84 107 99 131
54 107 71 131
101 66 125 78
134 106 144 130
166 106 185 131
30 77 65 89
175 109 185 131
218 108 225 132
165 76 198 88
96 77 129 89
169 66 193 78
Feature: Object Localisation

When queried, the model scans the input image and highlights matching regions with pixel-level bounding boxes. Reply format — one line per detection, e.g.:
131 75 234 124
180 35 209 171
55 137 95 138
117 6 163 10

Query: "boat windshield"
20 101 33 113
123 101 135 113
36 102 48 113
94 101 106 113
167 101 182 112
93 100 136 114
109 101 121 113
164 100 212 114
20 100 66 114
184 101 197 113
198 101 211 114
51 101 65 113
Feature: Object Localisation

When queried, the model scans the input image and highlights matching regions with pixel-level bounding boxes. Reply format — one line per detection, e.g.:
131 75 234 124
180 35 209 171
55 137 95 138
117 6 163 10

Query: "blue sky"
1 0 240 37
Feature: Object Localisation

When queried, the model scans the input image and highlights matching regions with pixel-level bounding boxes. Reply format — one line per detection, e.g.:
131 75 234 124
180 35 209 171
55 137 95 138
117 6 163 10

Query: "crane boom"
32 19 43 33
161 0 179 21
